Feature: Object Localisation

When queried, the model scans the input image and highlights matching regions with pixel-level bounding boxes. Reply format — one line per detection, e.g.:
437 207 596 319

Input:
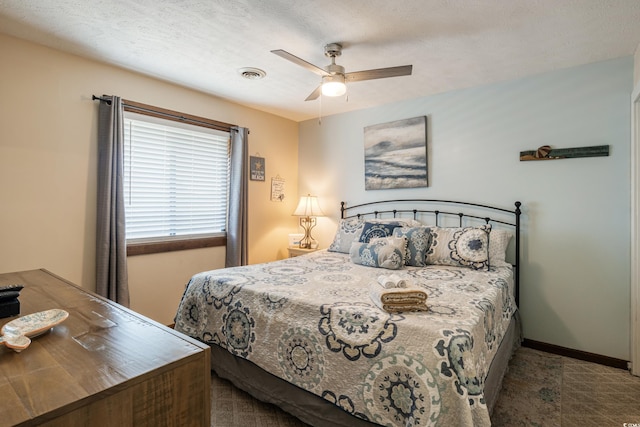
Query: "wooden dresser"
0 269 210 427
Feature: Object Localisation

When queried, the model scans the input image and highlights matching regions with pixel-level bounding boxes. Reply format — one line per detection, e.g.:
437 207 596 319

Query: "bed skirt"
209 311 522 426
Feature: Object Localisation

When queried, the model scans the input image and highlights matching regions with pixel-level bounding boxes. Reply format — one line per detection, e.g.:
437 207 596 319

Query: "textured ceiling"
1 0 640 122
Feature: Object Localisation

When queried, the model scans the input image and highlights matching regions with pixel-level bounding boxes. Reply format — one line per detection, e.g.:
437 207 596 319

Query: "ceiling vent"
238 67 266 80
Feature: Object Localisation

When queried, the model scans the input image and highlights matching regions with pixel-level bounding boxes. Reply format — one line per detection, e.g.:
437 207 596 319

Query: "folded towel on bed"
369 282 428 313
371 285 427 304
376 274 409 289
372 300 429 313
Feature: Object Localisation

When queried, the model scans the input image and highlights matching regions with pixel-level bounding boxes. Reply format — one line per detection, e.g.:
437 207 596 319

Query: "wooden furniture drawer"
287 246 319 257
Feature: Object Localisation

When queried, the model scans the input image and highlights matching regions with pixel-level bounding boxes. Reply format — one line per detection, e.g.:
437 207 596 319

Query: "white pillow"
489 229 513 267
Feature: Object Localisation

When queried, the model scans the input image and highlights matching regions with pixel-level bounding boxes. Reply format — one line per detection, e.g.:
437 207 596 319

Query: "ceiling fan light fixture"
321 74 346 97
271 43 412 101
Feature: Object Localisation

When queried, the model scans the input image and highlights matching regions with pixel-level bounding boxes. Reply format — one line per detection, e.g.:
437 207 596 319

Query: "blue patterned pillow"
426 225 491 270
358 221 402 243
349 239 405 270
328 219 419 253
392 226 431 267
328 218 366 253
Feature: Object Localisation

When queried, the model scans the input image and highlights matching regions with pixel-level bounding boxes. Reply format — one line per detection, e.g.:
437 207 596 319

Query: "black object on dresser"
0 284 23 318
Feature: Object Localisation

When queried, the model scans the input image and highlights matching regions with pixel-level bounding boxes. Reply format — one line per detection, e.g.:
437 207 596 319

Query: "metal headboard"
340 199 522 306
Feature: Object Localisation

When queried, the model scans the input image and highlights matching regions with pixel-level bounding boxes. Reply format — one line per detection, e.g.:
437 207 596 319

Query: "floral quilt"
174 250 516 426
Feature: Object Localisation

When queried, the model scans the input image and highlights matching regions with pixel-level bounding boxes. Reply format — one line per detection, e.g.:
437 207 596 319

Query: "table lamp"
293 194 324 249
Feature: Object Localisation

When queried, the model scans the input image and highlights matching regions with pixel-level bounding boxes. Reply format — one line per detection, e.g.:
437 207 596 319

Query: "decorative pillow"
328 218 422 253
358 221 402 243
349 238 405 270
370 235 409 261
328 218 366 253
392 226 432 267
489 229 513 267
426 225 491 270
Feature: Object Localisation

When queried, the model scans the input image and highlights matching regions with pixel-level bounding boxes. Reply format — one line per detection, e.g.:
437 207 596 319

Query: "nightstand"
288 246 319 257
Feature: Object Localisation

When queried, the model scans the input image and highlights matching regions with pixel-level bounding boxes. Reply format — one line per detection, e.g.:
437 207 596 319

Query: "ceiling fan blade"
345 65 412 82
305 85 322 101
271 49 330 77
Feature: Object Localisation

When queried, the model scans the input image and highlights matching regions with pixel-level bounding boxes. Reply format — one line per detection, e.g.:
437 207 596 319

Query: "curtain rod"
92 94 244 133
92 95 112 104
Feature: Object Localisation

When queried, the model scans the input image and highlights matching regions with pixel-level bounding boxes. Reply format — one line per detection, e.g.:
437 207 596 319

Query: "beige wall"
0 34 299 324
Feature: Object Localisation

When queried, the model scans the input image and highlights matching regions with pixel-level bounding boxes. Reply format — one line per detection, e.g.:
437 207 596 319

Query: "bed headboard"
340 199 522 306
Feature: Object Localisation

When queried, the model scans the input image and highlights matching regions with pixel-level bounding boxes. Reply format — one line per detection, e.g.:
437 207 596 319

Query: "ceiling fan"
271 43 412 101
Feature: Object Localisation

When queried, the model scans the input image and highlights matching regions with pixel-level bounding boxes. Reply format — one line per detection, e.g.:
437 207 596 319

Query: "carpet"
491 347 563 426
210 346 565 426
210 370 307 427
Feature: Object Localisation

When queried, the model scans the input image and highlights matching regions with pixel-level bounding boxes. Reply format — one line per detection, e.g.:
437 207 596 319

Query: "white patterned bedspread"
174 250 516 427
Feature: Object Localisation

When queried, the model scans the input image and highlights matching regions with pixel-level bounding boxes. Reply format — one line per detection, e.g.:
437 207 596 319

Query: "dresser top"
0 269 209 426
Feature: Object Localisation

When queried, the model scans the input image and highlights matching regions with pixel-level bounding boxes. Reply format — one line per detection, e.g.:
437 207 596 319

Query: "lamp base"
298 216 317 249
298 240 317 249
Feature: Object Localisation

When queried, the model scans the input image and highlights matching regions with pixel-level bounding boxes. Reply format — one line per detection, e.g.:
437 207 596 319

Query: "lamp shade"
321 74 346 97
293 194 324 217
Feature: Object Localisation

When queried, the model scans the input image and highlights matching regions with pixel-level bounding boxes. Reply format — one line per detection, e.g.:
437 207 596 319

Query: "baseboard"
522 339 628 370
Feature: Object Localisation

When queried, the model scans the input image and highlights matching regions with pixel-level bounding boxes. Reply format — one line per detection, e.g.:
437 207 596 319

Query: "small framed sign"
270 176 285 202
250 156 265 181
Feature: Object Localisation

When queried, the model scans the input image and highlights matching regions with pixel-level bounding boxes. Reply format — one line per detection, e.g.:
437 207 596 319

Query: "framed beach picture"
364 116 428 190
250 156 265 181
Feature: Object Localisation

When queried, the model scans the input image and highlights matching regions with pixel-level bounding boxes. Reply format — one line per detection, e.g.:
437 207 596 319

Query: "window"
123 111 229 253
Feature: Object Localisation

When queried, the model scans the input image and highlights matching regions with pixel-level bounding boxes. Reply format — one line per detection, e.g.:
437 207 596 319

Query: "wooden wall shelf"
520 145 609 161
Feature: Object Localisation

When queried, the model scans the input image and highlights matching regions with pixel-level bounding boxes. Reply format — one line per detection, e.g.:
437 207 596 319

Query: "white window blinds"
123 113 229 241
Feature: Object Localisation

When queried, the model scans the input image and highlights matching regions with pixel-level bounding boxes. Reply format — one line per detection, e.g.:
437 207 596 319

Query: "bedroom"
0 0 639 425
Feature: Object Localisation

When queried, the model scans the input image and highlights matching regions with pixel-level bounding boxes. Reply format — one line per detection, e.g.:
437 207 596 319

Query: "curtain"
226 126 249 267
96 96 130 306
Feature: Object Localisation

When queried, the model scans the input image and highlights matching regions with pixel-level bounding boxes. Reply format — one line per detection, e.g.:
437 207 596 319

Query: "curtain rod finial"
92 94 112 105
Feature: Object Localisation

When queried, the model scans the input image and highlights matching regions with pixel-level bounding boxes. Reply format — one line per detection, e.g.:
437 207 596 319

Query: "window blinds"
123 114 229 241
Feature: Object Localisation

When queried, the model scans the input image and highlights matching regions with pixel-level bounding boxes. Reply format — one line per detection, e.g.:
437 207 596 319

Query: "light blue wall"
299 57 633 360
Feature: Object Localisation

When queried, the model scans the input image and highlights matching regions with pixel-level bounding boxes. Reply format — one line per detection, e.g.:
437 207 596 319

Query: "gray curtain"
96 96 130 306
226 126 249 267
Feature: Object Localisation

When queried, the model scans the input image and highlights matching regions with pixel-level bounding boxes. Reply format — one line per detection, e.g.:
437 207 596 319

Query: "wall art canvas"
364 116 428 190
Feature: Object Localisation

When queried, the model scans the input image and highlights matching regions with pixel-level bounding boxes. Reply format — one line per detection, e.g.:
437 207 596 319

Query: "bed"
174 199 522 426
